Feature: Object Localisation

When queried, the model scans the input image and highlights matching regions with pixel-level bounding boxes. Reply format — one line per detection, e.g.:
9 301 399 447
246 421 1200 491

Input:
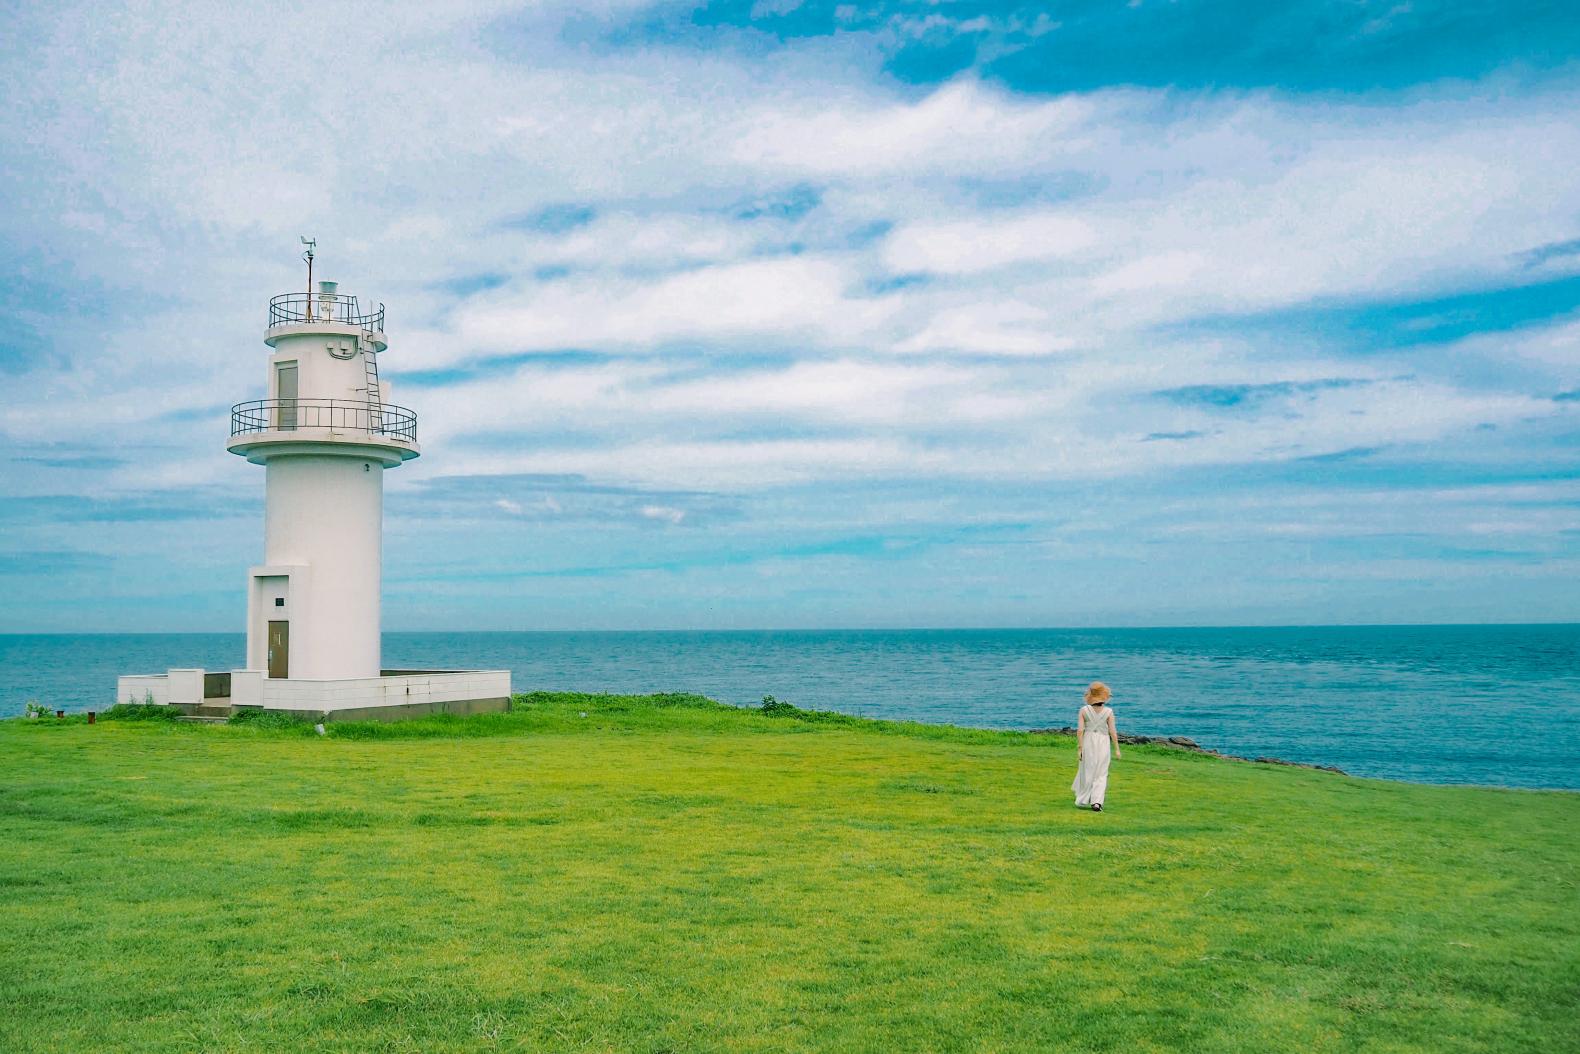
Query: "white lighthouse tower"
225 243 418 679
115 246 510 721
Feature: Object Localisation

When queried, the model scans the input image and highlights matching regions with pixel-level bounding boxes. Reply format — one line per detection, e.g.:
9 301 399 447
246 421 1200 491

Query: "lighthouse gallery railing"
268 292 385 332
230 399 418 443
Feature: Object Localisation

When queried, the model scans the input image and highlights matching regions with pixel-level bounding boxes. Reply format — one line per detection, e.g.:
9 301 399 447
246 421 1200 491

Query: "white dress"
1071 703 1113 807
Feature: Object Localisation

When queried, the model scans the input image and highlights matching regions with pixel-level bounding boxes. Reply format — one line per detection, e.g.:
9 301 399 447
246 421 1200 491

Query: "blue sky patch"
733 184 822 220
434 272 510 296
503 203 598 234
1296 446 1387 464
630 1 1580 93
1169 274 1580 354
14 454 130 469
1156 378 1367 410
1521 237 1580 268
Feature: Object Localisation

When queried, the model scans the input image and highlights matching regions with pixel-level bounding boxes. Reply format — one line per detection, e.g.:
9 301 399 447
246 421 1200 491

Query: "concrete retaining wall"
232 695 511 723
259 670 511 712
116 675 170 707
116 669 512 721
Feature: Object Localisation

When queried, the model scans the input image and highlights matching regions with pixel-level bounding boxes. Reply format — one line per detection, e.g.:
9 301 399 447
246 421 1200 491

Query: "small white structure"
118 251 510 720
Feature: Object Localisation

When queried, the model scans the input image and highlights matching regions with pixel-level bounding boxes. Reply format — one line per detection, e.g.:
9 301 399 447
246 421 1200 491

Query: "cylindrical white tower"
227 279 419 680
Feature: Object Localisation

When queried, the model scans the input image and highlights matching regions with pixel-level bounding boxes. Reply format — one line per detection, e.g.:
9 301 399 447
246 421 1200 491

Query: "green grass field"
3 693 1576 1053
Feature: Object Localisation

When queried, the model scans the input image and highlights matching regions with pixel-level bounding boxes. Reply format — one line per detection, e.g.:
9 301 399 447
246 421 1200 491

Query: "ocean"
2 626 1576 789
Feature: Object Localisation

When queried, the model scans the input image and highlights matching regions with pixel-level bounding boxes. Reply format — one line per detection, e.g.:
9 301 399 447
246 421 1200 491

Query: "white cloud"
439 435 923 488
732 80 1093 178
890 300 1073 356
412 361 662 443
452 256 897 355
882 211 1097 275
1090 251 1207 296
3 0 1579 602
640 504 686 524
645 359 995 424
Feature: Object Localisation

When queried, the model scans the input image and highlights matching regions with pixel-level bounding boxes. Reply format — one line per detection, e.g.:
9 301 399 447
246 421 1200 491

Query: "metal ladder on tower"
361 339 383 433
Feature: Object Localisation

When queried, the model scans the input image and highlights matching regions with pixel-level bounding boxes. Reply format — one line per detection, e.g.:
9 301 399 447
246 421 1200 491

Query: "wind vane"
301 236 316 298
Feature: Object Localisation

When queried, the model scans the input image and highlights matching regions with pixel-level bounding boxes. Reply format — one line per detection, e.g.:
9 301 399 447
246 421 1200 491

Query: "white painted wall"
247 567 305 672
117 674 169 706
167 668 204 705
263 453 383 679
267 325 378 406
259 670 512 712
230 669 264 707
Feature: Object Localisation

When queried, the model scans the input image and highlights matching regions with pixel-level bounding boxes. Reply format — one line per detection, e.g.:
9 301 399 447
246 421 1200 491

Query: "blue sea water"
2 626 1577 789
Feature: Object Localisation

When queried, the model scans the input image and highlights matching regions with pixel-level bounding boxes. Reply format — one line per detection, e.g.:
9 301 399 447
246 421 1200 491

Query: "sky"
1 0 1578 632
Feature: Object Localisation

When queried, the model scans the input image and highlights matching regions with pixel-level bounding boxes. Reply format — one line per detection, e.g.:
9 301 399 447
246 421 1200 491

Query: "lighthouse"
226 248 418 680
117 246 510 721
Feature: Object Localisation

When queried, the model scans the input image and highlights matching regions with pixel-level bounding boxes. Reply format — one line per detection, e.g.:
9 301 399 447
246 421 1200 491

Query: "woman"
1072 681 1121 811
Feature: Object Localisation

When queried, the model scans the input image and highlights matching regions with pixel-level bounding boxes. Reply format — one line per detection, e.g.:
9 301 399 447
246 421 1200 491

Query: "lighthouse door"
275 362 299 430
267 621 290 678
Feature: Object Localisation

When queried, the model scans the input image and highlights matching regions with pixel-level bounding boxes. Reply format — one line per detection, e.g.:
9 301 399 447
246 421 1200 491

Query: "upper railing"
268 292 385 332
230 399 417 444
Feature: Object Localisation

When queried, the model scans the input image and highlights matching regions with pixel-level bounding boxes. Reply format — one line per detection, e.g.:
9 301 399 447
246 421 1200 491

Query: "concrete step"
191 704 233 719
177 715 229 724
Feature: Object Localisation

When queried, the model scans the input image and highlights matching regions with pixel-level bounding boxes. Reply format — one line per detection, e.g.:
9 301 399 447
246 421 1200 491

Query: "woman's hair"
1084 681 1111 704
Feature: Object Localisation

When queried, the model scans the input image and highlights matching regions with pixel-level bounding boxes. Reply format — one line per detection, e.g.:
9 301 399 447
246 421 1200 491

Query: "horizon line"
3 621 1578 636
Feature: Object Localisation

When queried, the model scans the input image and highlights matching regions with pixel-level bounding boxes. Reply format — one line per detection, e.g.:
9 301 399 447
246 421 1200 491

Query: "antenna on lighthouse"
300 236 316 305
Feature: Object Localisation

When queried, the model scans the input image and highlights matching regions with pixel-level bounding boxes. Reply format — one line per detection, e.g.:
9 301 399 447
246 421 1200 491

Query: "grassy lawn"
2 692 1576 1053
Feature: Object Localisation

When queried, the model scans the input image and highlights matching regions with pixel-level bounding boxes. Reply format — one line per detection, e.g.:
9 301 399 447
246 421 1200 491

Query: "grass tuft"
226 708 317 733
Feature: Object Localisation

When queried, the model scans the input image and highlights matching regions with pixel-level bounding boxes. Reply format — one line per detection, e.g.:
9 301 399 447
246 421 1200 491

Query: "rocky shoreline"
1029 726 1347 775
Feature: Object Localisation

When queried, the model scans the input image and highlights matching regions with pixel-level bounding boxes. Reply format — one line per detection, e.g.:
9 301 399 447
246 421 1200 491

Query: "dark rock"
1025 724 1345 775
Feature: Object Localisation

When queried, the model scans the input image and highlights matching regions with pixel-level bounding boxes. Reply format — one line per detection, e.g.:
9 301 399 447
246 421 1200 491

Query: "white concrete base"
117 674 170 707
116 668 512 715
168 668 204 706
231 669 265 707
258 670 511 712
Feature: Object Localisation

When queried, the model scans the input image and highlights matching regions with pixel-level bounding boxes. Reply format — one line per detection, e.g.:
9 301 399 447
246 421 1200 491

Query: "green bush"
102 703 182 722
512 690 721 712
757 695 878 729
226 708 315 732
759 694 802 716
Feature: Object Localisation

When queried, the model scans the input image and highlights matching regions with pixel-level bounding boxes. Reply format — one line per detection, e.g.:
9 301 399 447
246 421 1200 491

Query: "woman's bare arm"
1108 711 1122 758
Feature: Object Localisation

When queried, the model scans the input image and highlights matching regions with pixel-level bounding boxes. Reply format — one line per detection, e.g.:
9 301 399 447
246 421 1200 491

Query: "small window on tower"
274 598 285 607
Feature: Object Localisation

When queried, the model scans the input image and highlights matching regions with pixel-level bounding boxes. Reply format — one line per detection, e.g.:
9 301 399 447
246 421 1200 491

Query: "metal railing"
230 399 418 443
268 291 385 332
